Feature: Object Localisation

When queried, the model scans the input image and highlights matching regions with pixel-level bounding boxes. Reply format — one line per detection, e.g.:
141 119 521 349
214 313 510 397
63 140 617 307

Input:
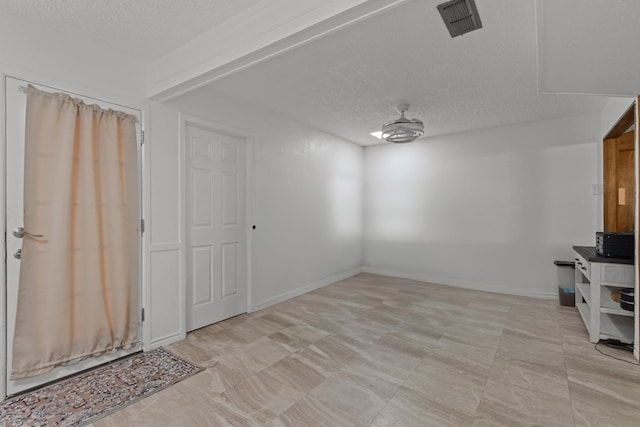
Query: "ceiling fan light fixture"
381 104 424 143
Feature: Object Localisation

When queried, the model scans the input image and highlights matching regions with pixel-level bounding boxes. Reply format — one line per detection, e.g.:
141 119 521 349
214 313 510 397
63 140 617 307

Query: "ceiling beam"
147 0 410 101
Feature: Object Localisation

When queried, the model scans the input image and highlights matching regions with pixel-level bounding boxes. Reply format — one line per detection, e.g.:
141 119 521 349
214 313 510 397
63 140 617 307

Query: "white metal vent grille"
437 0 483 38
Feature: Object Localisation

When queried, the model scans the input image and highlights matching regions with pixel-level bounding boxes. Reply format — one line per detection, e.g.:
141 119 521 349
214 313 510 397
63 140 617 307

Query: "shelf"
601 307 634 317
576 302 591 334
575 267 590 284
572 248 635 345
601 281 634 289
576 282 591 306
599 286 633 316
599 312 634 344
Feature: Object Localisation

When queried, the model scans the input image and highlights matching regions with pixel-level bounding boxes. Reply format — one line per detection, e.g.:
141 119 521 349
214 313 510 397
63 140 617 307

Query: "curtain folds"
11 85 140 379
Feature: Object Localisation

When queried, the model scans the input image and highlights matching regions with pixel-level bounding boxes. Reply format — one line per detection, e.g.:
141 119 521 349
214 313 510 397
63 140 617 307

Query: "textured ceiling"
3 0 624 145
0 0 262 60
538 0 640 96
181 0 609 146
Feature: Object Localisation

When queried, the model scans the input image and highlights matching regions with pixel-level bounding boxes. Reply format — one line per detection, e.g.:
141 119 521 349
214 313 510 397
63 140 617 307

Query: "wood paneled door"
604 105 636 232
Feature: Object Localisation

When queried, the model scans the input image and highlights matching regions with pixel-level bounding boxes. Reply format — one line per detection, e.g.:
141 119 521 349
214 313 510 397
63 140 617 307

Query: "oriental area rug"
0 348 203 426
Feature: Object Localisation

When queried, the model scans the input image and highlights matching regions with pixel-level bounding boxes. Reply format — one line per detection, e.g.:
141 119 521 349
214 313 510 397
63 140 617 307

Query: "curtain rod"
15 85 139 123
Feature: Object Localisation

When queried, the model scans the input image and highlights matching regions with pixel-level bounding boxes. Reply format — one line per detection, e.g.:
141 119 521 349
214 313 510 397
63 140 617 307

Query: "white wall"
0 9 364 372
363 114 600 297
143 101 185 348
1 5 634 376
165 90 364 311
0 14 146 104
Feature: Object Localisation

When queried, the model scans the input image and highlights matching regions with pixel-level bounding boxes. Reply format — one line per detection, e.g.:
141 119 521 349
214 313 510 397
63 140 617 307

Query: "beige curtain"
11 85 140 379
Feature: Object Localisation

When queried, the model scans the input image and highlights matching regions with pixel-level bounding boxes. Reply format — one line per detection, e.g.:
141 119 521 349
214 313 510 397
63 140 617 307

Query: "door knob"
14 249 21 259
12 227 43 239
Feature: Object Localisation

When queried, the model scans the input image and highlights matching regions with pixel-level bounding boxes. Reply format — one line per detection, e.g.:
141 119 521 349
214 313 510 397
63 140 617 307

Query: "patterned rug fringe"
0 348 203 427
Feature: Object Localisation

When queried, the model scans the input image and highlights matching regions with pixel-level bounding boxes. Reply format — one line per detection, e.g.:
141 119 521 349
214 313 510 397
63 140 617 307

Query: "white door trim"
179 113 255 321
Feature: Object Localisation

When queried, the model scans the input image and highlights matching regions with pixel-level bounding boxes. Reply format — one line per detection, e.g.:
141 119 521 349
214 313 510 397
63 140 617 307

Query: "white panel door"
186 124 247 331
4 77 142 396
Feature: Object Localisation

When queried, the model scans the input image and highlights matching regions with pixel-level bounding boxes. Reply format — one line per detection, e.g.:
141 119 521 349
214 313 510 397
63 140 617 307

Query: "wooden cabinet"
574 246 635 344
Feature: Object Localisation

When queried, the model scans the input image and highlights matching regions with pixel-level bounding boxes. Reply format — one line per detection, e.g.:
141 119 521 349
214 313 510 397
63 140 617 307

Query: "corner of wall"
249 266 364 312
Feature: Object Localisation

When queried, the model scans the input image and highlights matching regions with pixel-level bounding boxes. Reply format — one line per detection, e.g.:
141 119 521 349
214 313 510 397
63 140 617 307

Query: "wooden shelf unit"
574 249 635 344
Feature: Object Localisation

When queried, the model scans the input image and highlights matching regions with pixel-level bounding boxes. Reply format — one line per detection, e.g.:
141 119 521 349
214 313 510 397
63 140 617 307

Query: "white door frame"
179 113 255 325
1 72 147 399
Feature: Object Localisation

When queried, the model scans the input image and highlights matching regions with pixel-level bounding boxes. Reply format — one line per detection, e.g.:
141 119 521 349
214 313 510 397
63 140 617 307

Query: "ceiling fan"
381 104 424 143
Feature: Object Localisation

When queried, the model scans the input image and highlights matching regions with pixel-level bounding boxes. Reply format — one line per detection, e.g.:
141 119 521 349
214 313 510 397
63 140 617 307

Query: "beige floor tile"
510 295 559 310
268 394 363 427
474 376 574 427
307 334 369 367
434 335 498 374
364 339 424 378
371 386 475 427
214 371 305 424
216 336 294 374
90 408 144 427
283 344 345 377
333 320 393 347
565 356 640 408
495 328 566 370
171 368 229 395
265 330 309 352
174 328 250 361
384 322 444 349
168 397 259 427
442 321 504 349
90 273 640 427
223 317 281 341
343 305 402 329
562 332 638 365
259 354 328 393
570 381 640 427
487 354 569 392
375 331 432 359
205 360 256 393
474 352 574 425
165 340 219 367
94 386 214 427
503 316 563 344
274 323 330 346
189 322 225 336
292 312 344 335
411 348 490 411
252 312 301 330
467 297 513 314
309 369 399 425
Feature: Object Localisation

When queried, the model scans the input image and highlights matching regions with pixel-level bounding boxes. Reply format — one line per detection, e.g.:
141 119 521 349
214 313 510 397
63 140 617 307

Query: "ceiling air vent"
437 0 483 38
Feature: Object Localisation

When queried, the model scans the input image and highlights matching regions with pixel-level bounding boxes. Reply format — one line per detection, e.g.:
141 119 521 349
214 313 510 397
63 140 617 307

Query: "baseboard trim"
249 266 364 312
361 266 557 299
249 265 558 314
145 332 186 352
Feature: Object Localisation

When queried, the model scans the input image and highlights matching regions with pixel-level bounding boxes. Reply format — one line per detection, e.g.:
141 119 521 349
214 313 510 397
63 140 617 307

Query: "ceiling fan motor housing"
381 104 425 143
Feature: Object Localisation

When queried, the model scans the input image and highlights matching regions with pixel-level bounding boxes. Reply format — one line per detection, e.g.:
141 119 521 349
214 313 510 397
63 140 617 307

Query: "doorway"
602 98 640 360
4 76 143 396
185 121 248 331
603 103 635 232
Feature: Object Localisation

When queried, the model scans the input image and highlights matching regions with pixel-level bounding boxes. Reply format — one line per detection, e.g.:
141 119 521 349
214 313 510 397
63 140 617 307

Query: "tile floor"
92 273 640 426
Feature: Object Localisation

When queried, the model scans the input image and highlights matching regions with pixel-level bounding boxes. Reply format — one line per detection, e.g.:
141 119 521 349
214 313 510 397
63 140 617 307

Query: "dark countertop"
573 246 634 265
